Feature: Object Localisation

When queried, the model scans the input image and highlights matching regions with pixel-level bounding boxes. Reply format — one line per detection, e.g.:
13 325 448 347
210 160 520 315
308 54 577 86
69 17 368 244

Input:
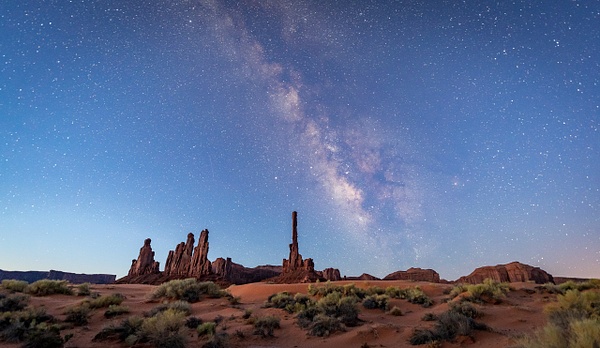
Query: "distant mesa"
345 273 380 281
0 269 115 284
456 261 554 284
383 267 441 283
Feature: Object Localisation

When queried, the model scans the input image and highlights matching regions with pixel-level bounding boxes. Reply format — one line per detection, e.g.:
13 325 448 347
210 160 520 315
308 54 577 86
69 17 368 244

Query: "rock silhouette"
456 261 554 284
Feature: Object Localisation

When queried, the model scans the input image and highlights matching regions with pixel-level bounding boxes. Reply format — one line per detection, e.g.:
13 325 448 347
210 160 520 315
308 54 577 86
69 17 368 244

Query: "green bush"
253 315 280 337
0 307 61 347
146 301 191 317
385 286 433 307
104 305 130 318
76 283 91 296
0 294 29 312
64 304 91 326
362 294 389 311
197 321 217 336
151 279 225 303
26 280 73 296
308 314 344 337
449 301 482 319
449 279 510 304
88 293 125 309
93 316 144 343
266 292 295 310
1 279 28 293
517 289 600 347
141 309 187 348
409 309 487 345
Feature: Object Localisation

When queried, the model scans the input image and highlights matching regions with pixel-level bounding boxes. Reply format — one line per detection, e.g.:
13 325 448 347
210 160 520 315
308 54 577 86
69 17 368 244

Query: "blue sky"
1 0 599 280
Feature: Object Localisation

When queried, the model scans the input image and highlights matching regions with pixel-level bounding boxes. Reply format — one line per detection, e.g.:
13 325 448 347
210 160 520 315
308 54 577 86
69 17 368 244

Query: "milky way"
1 1 599 279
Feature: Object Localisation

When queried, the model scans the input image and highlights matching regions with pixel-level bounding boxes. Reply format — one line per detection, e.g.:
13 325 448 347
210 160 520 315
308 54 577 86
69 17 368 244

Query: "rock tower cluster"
126 230 212 280
163 230 212 278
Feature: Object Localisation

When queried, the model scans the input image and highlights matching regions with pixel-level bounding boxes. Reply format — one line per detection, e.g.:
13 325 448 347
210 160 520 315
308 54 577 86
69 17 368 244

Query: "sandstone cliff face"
164 233 195 276
127 238 160 277
212 257 282 285
319 268 342 281
384 268 441 282
190 229 212 277
456 262 554 284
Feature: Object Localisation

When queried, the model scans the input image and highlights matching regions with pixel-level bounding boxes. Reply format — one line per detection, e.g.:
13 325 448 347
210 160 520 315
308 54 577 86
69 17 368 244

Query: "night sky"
1 1 599 280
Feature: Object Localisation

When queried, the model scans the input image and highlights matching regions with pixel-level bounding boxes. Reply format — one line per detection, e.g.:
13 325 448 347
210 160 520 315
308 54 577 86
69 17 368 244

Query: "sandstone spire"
282 211 314 274
127 238 160 277
190 229 212 277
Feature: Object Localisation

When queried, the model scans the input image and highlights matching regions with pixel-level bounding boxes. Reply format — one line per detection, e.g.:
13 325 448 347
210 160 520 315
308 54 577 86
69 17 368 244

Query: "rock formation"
127 238 160 277
318 268 342 281
282 211 315 274
384 267 441 282
0 269 115 284
277 211 321 283
345 273 381 281
456 261 554 284
212 257 282 285
191 229 212 277
164 233 196 276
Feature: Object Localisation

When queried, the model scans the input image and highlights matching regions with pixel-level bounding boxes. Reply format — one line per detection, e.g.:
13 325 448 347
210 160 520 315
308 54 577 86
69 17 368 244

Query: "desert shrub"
228 296 241 305
22 323 65 348
104 305 130 318
146 300 192 317
151 279 225 303
409 309 486 345
365 286 386 296
186 316 202 329
386 286 434 307
422 312 437 321
0 294 29 312
409 328 437 345
362 294 389 311
197 321 217 336
76 283 91 296
308 314 344 337
451 279 510 304
253 315 280 337
266 292 295 310
343 283 367 299
1 279 28 293
388 306 403 316
202 333 229 348
140 308 187 348
26 280 73 296
308 281 344 297
64 304 91 326
93 316 144 342
242 309 252 319
0 307 61 347
538 283 562 294
449 301 482 319
88 293 125 309
545 289 600 327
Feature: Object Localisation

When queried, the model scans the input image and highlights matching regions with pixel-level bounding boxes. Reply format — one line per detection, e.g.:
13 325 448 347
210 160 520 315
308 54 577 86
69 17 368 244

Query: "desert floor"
2 280 553 348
